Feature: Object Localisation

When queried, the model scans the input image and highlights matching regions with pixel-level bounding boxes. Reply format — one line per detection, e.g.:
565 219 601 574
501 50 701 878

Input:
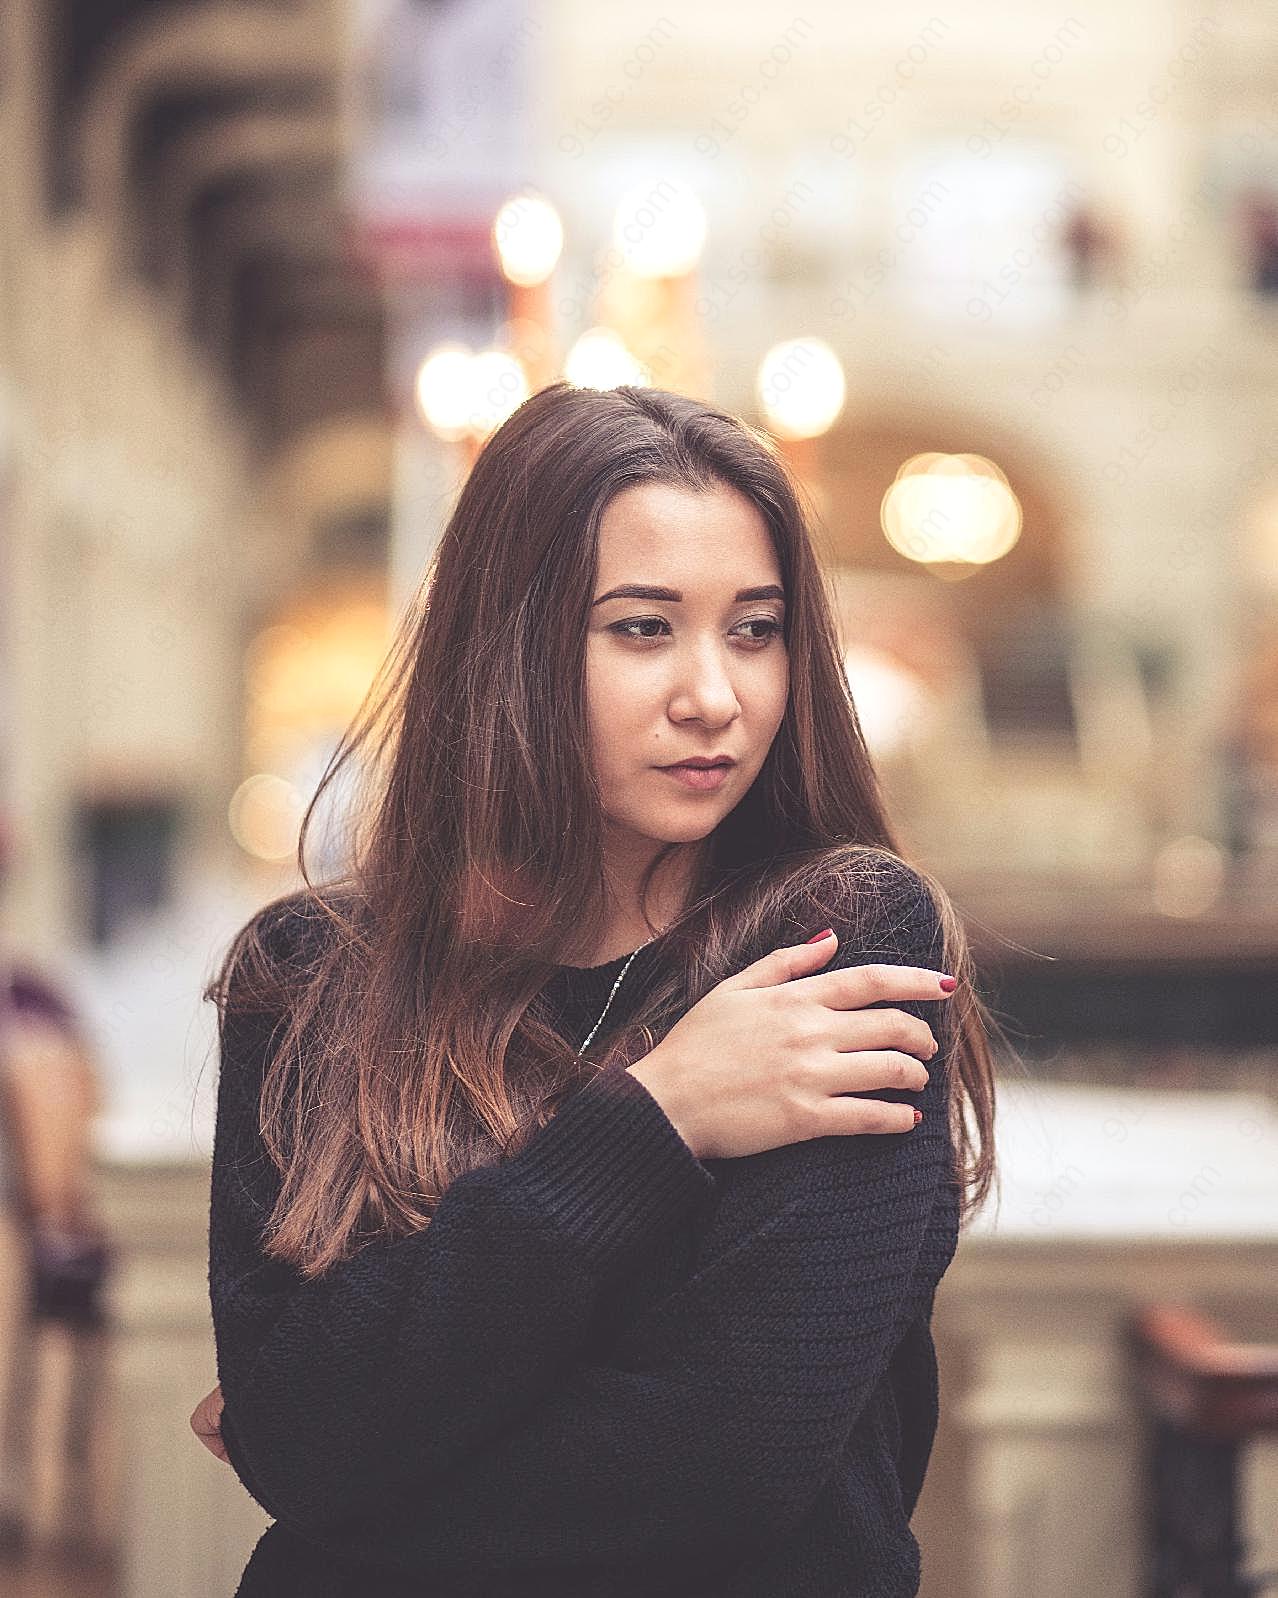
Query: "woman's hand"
628 929 952 1161
189 1382 230 1463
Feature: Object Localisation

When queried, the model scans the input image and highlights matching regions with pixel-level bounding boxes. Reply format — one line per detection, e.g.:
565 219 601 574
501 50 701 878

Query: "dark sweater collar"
555 948 643 976
546 945 646 993
541 943 659 1029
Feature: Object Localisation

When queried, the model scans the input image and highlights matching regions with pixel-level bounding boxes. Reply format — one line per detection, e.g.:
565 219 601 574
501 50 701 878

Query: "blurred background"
1 0 1277 1594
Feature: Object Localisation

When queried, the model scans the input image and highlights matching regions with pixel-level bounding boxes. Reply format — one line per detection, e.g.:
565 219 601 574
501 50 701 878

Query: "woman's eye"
611 617 668 641
738 618 784 643
609 617 783 645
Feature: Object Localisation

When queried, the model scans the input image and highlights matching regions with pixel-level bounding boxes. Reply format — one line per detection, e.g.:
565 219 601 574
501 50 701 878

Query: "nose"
668 638 742 727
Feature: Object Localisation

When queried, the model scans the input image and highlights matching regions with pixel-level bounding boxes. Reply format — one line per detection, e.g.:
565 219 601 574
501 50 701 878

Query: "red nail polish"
938 975 957 992
913 1109 923 1125
805 928 835 943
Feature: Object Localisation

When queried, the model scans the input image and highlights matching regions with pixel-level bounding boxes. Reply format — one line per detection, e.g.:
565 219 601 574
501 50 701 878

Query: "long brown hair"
206 381 1003 1279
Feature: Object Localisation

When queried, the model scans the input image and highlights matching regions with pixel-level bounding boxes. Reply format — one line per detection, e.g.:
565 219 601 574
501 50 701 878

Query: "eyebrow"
591 583 786 607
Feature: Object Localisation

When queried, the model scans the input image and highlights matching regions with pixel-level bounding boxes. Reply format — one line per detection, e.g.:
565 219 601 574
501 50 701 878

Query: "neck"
573 927 657 966
563 838 704 967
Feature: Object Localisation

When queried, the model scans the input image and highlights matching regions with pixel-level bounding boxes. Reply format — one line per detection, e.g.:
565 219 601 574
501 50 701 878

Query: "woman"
0 940 113 1554
194 382 1000 1597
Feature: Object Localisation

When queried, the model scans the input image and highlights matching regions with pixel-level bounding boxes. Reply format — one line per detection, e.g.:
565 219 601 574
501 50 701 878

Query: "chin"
605 810 715 845
646 813 725 843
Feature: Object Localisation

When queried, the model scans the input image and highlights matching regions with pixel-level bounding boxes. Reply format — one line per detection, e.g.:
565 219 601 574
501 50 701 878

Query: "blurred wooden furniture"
1126 1303 1278 1597
914 1080 1278 1598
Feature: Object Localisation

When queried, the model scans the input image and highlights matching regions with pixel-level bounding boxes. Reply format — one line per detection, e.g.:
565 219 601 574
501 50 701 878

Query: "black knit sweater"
208 866 960 1596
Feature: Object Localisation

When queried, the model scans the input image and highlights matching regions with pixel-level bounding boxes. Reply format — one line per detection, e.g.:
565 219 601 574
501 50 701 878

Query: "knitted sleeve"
208 910 717 1543
223 861 958 1580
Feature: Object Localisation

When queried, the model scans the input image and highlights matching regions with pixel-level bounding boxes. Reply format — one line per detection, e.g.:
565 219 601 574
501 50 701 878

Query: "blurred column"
493 191 564 392
754 336 847 524
0 0 77 949
596 180 711 398
341 0 540 617
97 1155 268 1595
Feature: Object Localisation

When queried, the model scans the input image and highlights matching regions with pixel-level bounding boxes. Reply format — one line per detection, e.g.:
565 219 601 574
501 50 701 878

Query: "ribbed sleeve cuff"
503 1065 717 1268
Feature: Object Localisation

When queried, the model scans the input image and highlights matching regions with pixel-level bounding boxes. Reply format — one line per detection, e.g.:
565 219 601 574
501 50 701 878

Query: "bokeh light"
881 452 1023 567
610 179 707 279
755 338 846 440
492 191 564 287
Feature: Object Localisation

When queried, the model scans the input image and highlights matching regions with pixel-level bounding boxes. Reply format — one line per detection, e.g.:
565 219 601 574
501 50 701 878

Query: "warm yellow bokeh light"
414 343 475 442
755 338 846 440
228 773 305 862
611 180 707 278
843 645 936 759
246 599 386 720
414 344 529 442
241 590 388 765
563 327 651 390
1243 481 1278 593
881 452 1022 566
468 349 530 438
492 192 564 287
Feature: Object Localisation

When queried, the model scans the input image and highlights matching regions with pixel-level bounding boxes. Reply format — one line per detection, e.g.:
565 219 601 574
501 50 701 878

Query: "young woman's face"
586 479 789 864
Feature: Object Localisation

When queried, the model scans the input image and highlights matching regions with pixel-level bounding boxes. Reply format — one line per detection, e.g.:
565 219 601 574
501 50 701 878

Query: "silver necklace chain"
575 935 657 1058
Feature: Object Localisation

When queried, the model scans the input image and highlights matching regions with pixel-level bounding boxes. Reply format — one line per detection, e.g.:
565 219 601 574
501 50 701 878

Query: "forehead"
595 481 780 584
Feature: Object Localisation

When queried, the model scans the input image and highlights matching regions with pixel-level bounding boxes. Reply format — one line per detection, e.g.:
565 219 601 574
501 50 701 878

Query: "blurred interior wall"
0 0 297 957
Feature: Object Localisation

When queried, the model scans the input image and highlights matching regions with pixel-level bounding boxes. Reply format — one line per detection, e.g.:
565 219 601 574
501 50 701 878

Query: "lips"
658 762 733 791
659 758 736 770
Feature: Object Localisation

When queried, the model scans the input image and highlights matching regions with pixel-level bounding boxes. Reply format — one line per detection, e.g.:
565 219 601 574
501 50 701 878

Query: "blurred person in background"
0 815 113 1552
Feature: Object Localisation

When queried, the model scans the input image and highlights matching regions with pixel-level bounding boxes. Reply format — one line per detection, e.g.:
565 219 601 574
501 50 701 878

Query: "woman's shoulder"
219 885 358 1016
213 890 358 1100
243 883 363 959
775 844 942 950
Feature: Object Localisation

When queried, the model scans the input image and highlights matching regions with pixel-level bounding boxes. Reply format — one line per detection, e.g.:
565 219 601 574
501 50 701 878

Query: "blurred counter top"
964 1078 1278 1241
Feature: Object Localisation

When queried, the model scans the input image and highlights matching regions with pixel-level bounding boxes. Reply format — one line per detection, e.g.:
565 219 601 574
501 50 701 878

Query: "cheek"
756 656 789 731
585 649 643 764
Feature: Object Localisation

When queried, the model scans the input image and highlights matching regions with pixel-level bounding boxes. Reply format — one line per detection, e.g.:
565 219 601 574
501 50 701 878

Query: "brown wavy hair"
205 381 1004 1279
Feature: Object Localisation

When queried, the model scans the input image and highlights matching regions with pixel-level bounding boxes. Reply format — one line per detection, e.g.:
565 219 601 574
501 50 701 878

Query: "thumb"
723 927 839 991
